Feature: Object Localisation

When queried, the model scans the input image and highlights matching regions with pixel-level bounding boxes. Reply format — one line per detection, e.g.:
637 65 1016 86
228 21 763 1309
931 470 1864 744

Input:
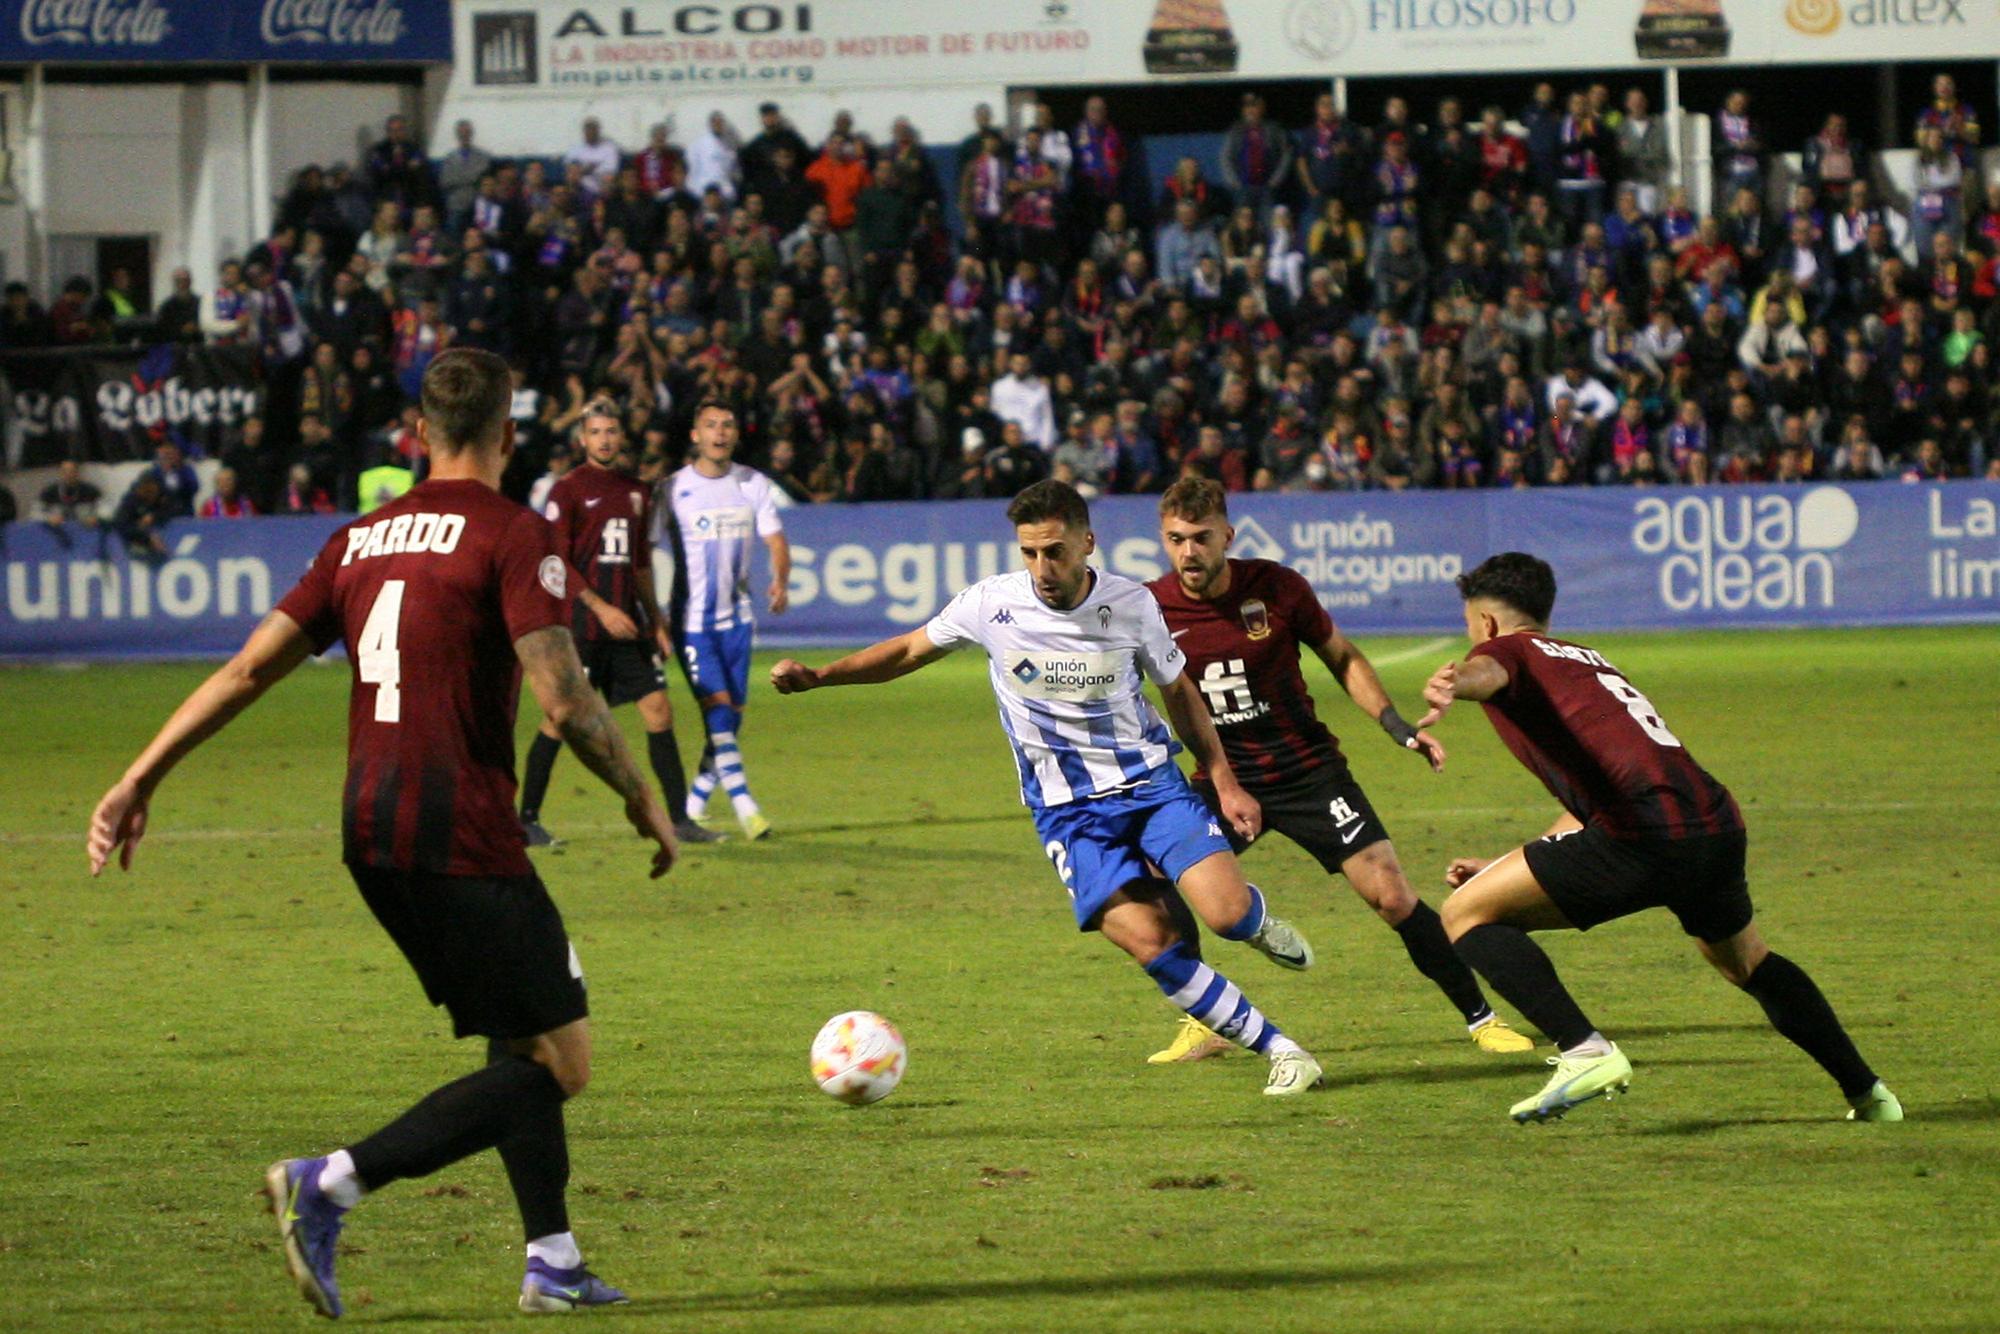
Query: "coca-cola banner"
2 0 451 63
2 345 264 467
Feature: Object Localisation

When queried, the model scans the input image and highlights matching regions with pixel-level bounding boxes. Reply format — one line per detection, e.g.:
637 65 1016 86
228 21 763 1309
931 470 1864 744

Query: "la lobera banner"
2 481 1996 660
2 345 265 469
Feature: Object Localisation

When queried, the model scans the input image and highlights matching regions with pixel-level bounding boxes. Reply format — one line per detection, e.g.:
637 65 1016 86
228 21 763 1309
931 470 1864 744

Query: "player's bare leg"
519 718 564 847
1696 921 1901 1121
635 689 722 844
1101 886 1320 1094
1442 851 1630 1122
1176 850 1315 971
1341 841 1531 1052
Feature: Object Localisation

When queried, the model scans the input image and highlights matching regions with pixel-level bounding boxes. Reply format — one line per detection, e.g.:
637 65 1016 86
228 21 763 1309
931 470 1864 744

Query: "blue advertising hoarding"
1 0 451 63
3 482 1997 660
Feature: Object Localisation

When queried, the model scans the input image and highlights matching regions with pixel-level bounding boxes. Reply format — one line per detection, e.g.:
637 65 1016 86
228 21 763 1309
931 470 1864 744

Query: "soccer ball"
810 1010 907 1106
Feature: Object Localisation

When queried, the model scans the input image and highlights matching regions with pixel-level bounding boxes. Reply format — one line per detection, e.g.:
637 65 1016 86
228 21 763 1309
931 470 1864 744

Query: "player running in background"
1420 552 1901 1124
86 349 678 1318
1144 480 1533 1063
659 401 789 840
519 401 720 847
771 480 1326 1096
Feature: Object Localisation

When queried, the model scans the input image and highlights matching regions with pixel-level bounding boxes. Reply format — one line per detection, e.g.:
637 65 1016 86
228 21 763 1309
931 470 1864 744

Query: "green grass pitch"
3 626 1998 1331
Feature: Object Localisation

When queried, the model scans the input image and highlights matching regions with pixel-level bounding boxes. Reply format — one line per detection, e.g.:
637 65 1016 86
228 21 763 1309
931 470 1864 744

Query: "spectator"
687 112 741 202
983 419 1049 495
1218 92 1290 218
142 441 200 516
1 280 50 348
566 117 621 197
50 276 98 345
154 267 202 342
38 458 102 527
1912 124 1965 255
1801 113 1865 209
991 350 1055 450
807 133 870 237
1072 95 1128 229
112 473 178 558
742 101 813 190
1616 88 1669 214
437 119 493 229
1714 89 1763 202
1916 73 1982 171
356 446 414 513
198 467 257 518
277 461 336 515
1155 198 1219 293
365 114 433 211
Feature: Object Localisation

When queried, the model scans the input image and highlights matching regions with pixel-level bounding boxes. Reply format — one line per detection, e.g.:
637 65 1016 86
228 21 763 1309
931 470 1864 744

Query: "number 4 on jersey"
358 579 406 723
1596 671 1681 748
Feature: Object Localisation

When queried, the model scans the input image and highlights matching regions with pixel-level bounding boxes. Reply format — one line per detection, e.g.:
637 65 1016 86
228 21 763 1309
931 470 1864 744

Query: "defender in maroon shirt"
1146 479 1532 1063
518 401 716 848
86 350 677 1319
1422 552 1898 1126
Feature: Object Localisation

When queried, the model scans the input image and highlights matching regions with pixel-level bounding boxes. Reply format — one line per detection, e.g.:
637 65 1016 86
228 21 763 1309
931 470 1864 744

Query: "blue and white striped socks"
1143 942 1299 1056
703 703 759 820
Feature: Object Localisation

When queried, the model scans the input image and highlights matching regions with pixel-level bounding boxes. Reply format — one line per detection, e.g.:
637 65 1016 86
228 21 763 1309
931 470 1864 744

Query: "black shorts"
1524 825 1753 943
581 639 666 708
1192 761 1390 875
349 864 588 1040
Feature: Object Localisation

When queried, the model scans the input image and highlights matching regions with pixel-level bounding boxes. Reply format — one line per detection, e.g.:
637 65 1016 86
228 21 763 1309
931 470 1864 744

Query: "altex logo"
1786 0 1840 33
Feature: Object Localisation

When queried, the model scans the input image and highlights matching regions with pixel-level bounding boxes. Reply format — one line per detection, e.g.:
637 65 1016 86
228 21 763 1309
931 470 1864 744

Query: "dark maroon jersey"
278 479 572 877
1148 559 1343 785
543 464 653 643
1469 631 1742 840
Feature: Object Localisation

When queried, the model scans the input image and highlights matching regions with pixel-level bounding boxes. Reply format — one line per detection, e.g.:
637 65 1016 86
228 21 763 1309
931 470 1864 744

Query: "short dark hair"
1456 552 1556 623
1159 477 1227 524
1007 478 1090 532
692 398 735 423
420 347 513 453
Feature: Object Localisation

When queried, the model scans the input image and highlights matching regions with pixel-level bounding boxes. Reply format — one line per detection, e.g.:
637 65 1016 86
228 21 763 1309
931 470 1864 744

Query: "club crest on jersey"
1097 606 1112 631
538 555 567 598
1240 599 1272 640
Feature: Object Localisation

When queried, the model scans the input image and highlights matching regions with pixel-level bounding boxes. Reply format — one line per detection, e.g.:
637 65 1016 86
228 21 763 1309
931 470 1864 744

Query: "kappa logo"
1011 658 1041 684
1207 821 1225 839
990 608 1015 625
1228 516 1285 563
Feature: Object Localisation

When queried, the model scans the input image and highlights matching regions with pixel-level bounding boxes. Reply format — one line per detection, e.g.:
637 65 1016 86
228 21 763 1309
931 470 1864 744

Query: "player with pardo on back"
1419 551 1902 1125
1144 479 1532 1064
85 348 679 1318
770 480 1327 1096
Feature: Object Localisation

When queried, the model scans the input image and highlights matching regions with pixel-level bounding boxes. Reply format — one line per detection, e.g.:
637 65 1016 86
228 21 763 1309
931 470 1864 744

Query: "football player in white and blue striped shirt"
771 481 1324 1096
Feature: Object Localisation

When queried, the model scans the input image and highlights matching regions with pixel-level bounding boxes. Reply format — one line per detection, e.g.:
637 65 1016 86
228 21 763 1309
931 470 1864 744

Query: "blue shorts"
1030 769 1234 931
678 622 754 705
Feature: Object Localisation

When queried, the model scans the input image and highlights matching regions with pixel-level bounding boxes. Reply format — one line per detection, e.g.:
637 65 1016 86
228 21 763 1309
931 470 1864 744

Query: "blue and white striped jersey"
925 569 1186 809
654 463 783 632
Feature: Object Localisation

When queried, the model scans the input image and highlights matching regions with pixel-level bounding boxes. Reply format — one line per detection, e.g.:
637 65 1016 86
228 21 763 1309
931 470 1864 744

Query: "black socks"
347 1055 569 1208
1394 900 1494 1025
1741 952 1878 1099
519 733 561 822
1453 922 1598 1051
647 728 689 817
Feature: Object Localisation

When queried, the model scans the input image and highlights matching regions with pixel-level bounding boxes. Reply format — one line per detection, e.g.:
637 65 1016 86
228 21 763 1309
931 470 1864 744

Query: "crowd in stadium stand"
3 74 1999 527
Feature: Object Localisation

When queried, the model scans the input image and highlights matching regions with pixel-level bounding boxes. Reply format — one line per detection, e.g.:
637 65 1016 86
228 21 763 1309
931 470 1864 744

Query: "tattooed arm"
515 624 677 877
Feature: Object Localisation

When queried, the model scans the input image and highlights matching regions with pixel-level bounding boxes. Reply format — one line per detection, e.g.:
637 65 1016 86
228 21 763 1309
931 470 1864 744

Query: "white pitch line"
1370 636 1455 666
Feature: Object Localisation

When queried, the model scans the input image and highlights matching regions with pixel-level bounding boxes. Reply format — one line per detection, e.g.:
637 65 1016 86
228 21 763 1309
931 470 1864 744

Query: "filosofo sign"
2 0 449 61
